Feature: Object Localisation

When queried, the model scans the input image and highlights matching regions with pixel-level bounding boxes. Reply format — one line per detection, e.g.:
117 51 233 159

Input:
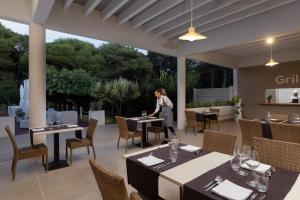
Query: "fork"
205 177 223 191
203 175 221 188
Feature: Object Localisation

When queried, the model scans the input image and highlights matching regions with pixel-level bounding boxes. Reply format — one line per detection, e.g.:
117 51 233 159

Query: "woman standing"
149 88 175 144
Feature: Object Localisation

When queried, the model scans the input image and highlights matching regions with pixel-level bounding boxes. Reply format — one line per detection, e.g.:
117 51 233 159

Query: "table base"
48 160 69 171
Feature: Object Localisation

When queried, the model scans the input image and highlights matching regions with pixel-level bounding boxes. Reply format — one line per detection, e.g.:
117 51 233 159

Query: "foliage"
92 77 140 115
98 43 153 82
186 100 233 108
46 65 96 96
267 95 272 102
232 96 241 105
46 39 105 77
0 80 19 105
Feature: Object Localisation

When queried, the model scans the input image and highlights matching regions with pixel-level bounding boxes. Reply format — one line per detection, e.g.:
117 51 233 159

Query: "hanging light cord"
270 44 273 59
190 0 193 27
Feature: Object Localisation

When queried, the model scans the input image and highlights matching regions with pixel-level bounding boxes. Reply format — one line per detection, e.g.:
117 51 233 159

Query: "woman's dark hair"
155 88 163 94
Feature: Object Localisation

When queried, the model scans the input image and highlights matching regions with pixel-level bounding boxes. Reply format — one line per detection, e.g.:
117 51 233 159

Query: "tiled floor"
0 121 241 200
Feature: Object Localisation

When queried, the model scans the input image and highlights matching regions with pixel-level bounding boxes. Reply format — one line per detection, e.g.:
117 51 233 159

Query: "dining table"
126 117 164 148
196 111 217 132
30 124 84 170
124 144 300 200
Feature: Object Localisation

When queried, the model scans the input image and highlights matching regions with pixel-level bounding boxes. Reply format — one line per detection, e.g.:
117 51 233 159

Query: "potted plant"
266 95 272 103
232 96 242 121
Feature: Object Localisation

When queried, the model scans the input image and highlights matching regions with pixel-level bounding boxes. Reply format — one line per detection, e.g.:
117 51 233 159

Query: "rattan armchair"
130 192 143 200
147 120 163 144
89 159 143 200
66 118 98 165
115 116 142 152
270 122 300 143
208 108 220 130
253 137 300 172
202 130 237 155
238 118 263 147
185 110 203 135
5 125 48 180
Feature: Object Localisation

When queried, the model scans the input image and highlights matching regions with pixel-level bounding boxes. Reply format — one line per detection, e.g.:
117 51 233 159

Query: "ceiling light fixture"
179 0 207 42
265 37 279 67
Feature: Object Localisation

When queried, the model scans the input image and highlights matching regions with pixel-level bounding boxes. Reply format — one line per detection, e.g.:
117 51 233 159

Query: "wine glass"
245 149 260 187
234 144 250 176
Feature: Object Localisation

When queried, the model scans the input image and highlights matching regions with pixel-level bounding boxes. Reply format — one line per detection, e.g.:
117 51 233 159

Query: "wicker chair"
238 118 263 147
185 110 203 135
89 159 142 200
208 108 220 130
130 192 143 200
270 122 300 144
66 118 98 165
253 137 300 172
115 116 142 152
202 130 237 155
147 121 163 144
270 114 289 121
5 125 48 180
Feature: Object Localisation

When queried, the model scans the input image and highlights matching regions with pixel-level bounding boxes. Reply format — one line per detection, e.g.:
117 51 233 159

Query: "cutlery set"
153 161 171 170
203 175 267 199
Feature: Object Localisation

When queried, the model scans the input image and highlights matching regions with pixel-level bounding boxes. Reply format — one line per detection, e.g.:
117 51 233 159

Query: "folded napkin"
241 161 271 173
32 128 45 132
66 124 79 128
179 145 201 152
212 180 253 200
137 155 164 167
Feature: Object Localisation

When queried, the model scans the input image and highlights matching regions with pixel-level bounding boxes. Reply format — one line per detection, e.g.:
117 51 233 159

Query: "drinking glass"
235 144 250 176
254 171 269 192
169 138 179 150
245 149 260 187
141 111 147 119
266 112 271 121
230 155 241 173
169 148 178 163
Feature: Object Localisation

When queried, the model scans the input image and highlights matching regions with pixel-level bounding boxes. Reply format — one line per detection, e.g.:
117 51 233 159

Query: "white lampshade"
265 58 279 67
179 27 207 41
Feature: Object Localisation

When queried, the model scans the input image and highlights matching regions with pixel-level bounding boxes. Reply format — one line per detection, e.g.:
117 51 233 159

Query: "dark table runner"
183 161 299 200
126 144 211 200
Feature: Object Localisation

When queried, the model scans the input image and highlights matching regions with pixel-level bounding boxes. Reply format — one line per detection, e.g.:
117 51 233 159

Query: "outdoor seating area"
1 0 300 200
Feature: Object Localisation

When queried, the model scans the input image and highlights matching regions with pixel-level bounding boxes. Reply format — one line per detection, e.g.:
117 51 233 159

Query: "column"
29 22 46 144
233 68 238 96
177 56 186 130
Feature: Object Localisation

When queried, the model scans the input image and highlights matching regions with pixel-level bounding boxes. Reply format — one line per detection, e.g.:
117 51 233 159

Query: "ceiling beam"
32 0 56 24
130 0 184 29
118 0 157 25
165 0 267 39
200 0 296 34
155 0 239 36
63 0 74 10
143 0 212 33
84 0 102 15
102 0 129 21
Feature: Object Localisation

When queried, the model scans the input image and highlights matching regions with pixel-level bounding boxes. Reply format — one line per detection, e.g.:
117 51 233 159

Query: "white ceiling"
211 31 300 59
68 0 297 42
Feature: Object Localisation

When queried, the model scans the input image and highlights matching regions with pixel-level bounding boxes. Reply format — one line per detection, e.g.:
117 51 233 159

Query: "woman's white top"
154 95 173 114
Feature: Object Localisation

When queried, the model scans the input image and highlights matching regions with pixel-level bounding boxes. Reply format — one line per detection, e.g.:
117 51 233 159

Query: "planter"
88 110 105 126
185 106 234 121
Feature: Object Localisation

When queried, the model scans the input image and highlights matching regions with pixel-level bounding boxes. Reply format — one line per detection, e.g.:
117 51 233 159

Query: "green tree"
92 77 140 115
46 39 105 77
98 43 153 82
0 80 19 105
